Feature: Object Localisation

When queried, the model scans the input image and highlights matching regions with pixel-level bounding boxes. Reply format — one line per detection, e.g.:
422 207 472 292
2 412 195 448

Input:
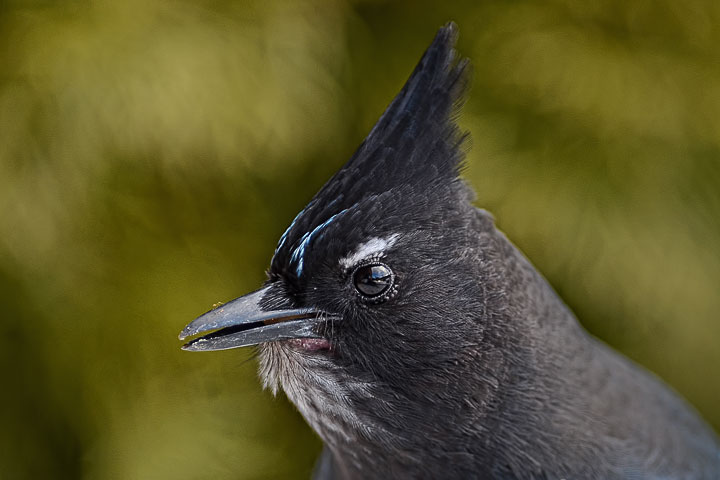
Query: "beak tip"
178 326 193 341
181 337 219 352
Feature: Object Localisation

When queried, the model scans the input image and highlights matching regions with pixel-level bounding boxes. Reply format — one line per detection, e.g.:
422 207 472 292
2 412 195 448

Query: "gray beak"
179 286 323 351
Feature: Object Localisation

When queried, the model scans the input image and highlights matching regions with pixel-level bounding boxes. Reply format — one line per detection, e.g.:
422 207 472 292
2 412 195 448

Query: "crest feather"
272 22 471 278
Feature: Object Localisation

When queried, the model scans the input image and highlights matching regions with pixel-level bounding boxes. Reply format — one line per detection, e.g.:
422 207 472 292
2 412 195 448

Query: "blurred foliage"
1 0 719 478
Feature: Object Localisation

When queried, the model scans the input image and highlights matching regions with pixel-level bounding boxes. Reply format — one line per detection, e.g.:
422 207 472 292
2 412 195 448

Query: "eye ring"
352 262 395 303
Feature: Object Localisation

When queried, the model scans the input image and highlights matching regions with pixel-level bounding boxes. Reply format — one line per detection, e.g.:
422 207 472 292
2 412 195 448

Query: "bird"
179 22 720 479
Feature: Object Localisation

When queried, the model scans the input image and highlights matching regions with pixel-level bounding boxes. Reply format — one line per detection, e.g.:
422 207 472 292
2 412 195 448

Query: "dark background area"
1 1 719 478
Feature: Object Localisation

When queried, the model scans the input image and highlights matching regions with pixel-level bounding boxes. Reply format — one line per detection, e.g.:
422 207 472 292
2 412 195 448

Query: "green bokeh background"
2 1 719 478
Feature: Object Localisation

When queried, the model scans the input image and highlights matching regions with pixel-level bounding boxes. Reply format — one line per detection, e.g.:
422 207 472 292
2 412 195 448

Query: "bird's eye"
352 263 394 300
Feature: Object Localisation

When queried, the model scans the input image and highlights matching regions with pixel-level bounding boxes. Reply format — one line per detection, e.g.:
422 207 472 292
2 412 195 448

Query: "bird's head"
180 23 507 456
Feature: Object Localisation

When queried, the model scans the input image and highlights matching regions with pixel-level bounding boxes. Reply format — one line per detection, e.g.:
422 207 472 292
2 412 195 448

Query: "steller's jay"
180 23 720 479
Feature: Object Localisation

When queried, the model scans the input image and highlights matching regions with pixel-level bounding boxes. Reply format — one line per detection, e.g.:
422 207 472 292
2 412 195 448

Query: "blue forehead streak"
290 208 349 277
272 200 317 263
272 195 345 265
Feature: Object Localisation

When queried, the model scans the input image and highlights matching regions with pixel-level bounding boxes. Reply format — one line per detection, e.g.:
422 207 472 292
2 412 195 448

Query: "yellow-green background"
2 1 719 478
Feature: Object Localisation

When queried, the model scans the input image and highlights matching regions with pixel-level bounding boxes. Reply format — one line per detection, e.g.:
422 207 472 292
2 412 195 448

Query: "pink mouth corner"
288 338 332 352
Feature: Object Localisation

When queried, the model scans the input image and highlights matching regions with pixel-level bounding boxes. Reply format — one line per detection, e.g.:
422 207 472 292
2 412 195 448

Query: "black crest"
271 22 471 279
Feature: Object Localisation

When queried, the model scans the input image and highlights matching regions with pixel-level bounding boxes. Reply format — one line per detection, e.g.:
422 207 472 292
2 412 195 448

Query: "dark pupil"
354 264 392 297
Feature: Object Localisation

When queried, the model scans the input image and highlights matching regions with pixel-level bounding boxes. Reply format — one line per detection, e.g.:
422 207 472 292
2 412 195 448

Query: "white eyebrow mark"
339 234 400 269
